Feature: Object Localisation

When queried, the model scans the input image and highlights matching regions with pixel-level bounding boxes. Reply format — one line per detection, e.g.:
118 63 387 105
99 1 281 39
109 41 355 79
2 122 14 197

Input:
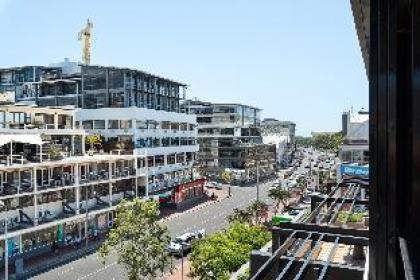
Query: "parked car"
215 183 223 190
167 229 205 256
288 209 300 216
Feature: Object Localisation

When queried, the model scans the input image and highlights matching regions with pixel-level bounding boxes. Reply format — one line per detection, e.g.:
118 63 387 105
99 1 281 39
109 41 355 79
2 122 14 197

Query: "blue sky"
0 0 368 136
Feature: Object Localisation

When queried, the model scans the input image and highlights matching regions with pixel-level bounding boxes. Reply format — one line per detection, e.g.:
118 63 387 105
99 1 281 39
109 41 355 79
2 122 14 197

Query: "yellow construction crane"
78 19 93 65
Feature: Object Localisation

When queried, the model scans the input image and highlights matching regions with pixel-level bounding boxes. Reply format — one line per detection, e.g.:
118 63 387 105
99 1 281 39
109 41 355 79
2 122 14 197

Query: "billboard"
339 164 369 179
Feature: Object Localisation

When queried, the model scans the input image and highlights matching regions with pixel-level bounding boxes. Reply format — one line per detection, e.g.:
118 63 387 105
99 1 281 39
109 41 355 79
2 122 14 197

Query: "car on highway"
269 183 282 191
288 209 301 216
167 229 205 256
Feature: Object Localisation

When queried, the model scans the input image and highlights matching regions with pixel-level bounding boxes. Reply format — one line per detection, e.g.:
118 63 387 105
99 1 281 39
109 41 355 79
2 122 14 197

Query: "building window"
93 120 105 129
180 123 188 131
120 120 132 129
161 121 171 130
171 122 180 130
162 137 170 147
147 120 157 129
221 128 234 135
153 138 161 147
108 120 119 129
82 120 93 129
136 120 147 129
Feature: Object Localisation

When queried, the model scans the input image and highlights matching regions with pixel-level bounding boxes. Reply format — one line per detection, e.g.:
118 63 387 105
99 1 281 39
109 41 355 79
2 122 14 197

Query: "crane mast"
78 19 93 65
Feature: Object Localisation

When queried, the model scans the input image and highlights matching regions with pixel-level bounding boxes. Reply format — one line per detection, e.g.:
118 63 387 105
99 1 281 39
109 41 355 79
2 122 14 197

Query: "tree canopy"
311 132 343 153
268 188 290 214
99 199 172 280
227 200 269 225
296 132 343 153
189 222 270 280
220 170 233 184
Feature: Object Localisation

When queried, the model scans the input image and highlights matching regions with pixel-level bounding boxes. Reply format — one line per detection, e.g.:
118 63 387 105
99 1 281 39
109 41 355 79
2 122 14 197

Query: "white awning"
0 134 43 146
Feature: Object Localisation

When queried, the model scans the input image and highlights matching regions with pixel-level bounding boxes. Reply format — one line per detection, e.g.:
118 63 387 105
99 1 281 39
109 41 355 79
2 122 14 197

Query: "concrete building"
181 99 276 182
339 110 369 164
0 106 146 270
0 64 202 271
0 66 62 105
260 118 296 167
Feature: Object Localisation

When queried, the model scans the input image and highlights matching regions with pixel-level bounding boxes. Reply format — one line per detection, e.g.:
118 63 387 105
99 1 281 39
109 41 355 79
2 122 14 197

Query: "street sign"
339 164 369 179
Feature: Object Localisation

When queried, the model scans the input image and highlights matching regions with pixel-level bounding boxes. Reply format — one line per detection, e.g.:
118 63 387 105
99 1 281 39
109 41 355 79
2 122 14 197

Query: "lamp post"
180 243 185 280
256 161 260 201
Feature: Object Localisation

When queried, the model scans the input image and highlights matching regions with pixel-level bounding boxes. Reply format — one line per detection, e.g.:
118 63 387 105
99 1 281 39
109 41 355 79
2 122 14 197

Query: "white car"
167 229 205 256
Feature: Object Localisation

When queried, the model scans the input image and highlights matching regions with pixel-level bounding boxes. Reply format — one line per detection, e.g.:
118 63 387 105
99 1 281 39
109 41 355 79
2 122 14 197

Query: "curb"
160 194 230 223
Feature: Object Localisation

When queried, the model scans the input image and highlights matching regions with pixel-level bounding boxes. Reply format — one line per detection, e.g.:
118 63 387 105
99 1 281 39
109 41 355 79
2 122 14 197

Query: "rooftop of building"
182 99 261 111
0 66 61 71
1 63 187 87
81 64 187 87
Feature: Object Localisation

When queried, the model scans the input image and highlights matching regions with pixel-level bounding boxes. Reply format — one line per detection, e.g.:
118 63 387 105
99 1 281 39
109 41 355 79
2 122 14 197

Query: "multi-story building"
0 64 201 269
0 66 62 105
1 64 200 193
181 99 276 182
339 110 369 164
260 118 296 167
0 106 145 264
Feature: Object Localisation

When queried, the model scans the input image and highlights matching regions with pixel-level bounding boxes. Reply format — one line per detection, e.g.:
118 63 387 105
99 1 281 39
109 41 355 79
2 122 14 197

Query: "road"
31 180 274 280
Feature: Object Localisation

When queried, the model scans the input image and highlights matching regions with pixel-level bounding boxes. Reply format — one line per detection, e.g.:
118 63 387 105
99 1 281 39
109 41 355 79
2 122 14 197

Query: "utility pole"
181 243 184 280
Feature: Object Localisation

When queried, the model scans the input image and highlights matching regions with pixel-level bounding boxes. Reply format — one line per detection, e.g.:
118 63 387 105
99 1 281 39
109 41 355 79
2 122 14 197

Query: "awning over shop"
0 134 44 146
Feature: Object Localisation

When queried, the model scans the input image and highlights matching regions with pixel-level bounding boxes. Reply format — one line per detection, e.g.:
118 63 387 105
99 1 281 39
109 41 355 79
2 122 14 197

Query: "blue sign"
340 164 369 178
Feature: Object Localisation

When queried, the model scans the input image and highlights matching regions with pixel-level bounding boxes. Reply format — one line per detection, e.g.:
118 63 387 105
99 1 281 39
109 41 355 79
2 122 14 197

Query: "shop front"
172 178 206 209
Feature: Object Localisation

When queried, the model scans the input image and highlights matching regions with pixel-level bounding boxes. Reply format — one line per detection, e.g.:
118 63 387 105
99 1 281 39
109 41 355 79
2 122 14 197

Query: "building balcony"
134 144 199 156
249 180 370 280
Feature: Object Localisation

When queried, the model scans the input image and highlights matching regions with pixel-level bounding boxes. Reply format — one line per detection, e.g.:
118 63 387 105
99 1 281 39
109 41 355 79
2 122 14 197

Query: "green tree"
99 199 172 280
311 132 343 153
86 134 102 151
189 222 270 280
295 136 313 147
220 170 233 184
268 188 290 214
227 208 252 224
227 201 269 225
246 200 269 225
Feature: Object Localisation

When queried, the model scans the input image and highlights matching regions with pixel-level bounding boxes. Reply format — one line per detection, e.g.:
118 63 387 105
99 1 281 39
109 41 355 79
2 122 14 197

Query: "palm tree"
246 200 269 225
268 188 290 214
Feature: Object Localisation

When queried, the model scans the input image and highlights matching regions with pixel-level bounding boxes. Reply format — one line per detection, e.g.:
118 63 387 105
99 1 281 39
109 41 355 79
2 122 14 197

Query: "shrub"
190 222 270 280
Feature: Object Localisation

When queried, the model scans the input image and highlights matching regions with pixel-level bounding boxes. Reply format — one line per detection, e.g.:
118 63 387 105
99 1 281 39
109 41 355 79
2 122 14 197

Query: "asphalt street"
31 180 275 280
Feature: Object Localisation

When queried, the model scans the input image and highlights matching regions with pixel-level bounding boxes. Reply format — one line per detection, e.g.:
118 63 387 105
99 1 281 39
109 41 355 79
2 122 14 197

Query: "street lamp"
0 201 8 280
180 242 186 280
256 161 260 201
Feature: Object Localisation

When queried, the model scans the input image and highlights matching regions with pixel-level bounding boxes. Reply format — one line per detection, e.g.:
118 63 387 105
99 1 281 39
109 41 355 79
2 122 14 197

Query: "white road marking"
76 261 117 280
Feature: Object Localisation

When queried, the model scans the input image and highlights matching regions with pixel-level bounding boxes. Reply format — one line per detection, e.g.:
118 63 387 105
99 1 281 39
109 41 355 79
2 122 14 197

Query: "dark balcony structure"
249 182 369 280
351 0 420 279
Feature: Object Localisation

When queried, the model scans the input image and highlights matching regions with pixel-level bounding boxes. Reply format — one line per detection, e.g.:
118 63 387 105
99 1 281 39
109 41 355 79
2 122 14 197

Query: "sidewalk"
166 259 191 280
0 236 104 280
1 189 230 280
160 187 229 223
